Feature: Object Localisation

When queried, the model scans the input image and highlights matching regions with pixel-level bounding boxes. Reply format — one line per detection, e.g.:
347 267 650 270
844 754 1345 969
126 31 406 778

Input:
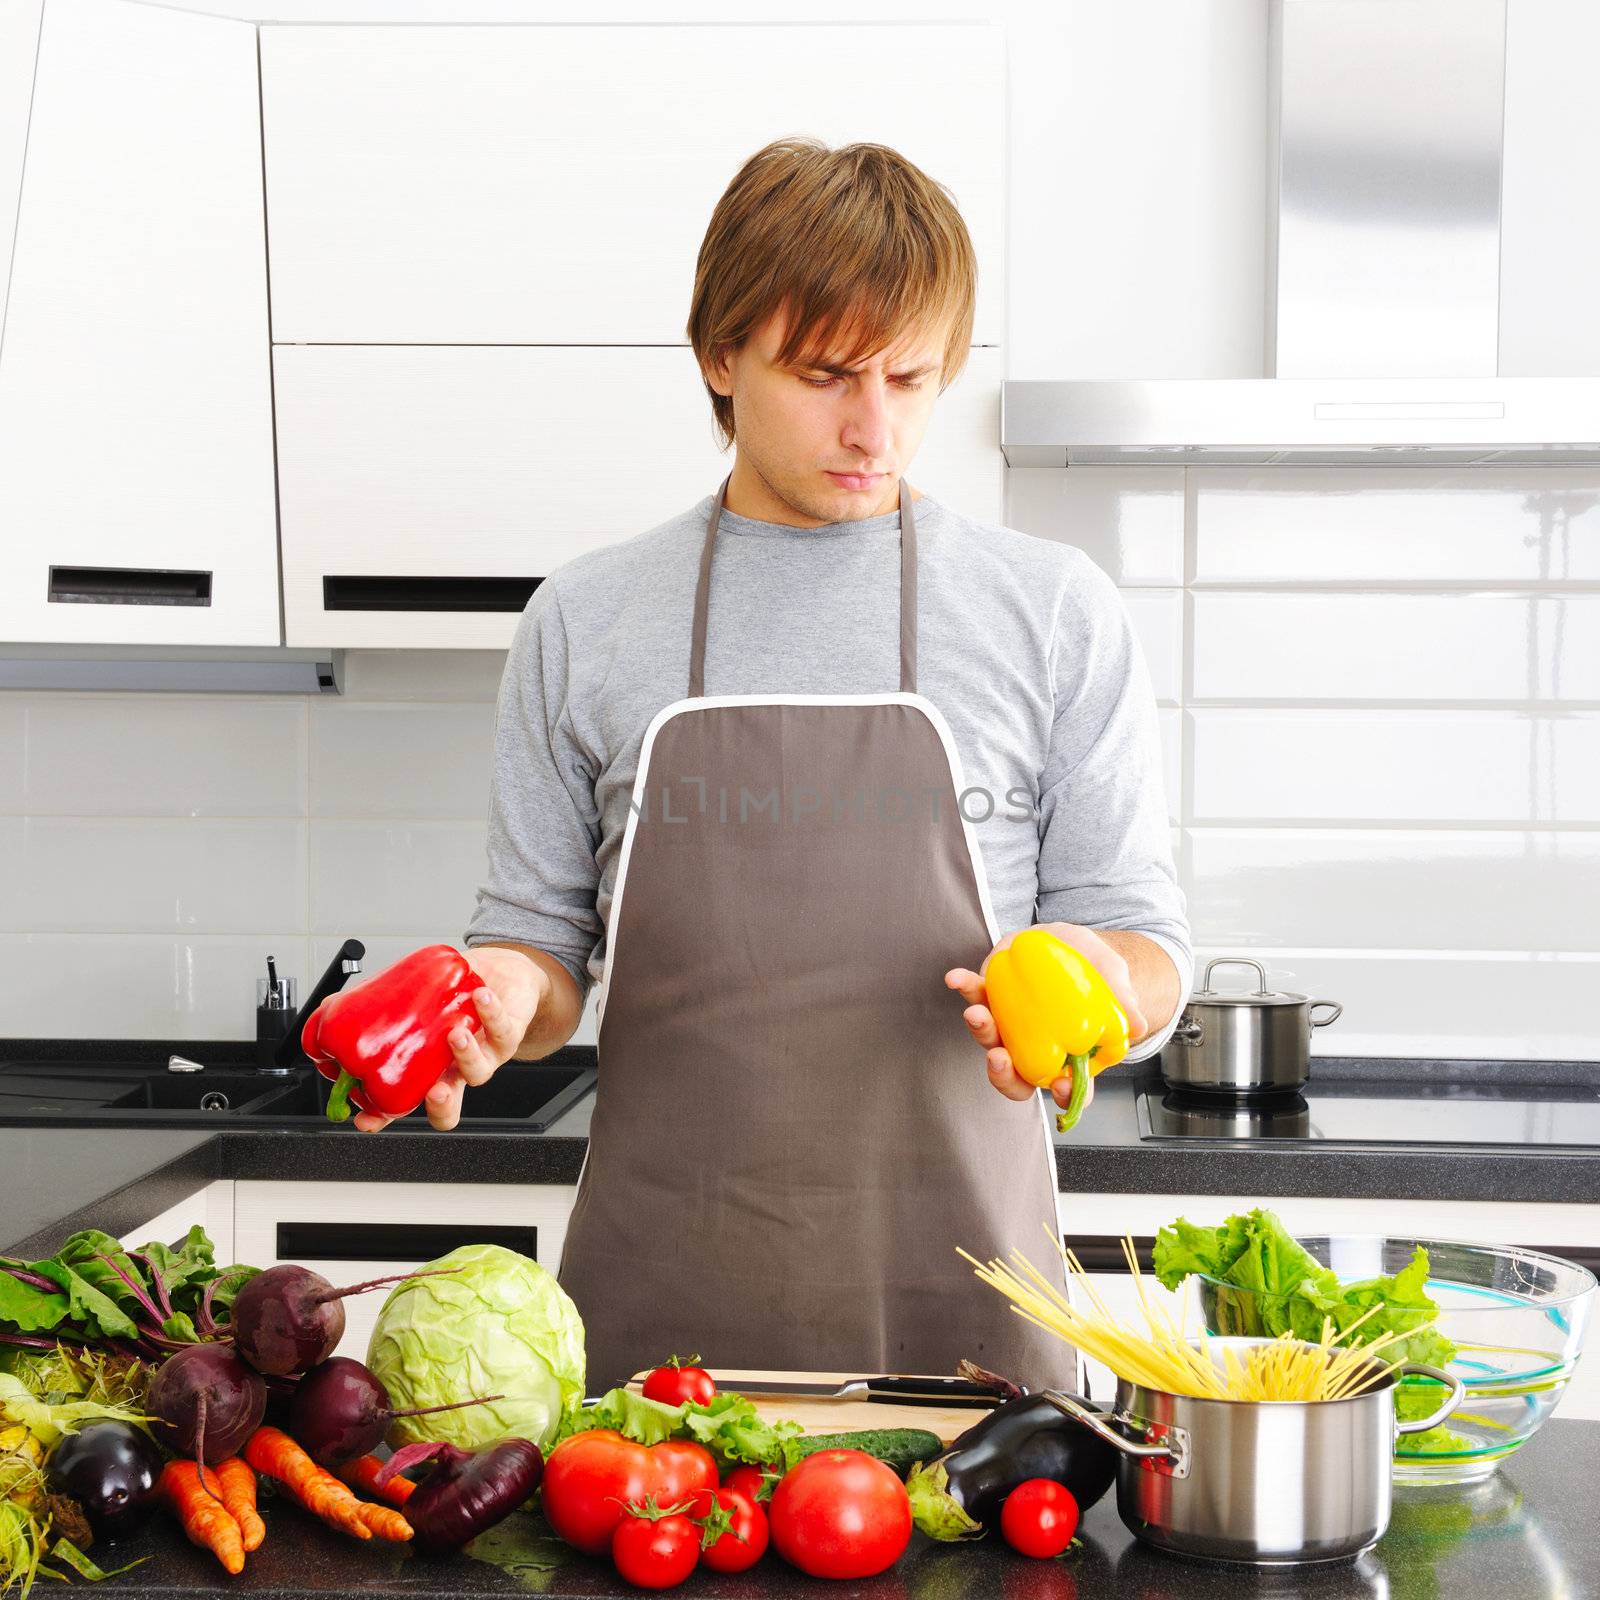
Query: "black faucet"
272 939 366 1071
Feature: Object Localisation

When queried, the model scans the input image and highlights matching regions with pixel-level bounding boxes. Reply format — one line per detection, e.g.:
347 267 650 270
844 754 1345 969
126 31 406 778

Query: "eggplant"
46 1421 163 1542
905 1391 1118 1541
375 1438 543 1554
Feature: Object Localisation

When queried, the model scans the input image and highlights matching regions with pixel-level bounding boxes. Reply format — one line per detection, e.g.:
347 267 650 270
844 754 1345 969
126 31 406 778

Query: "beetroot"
288 1357 503 1467
232 1264 456 1376
147 1342 267 1464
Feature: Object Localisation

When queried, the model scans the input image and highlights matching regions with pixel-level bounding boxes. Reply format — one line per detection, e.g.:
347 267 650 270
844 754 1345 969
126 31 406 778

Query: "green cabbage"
365 1243 584 1451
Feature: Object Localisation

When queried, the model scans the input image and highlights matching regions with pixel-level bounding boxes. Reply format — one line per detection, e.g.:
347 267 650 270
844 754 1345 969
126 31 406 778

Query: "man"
356 137 1191 1391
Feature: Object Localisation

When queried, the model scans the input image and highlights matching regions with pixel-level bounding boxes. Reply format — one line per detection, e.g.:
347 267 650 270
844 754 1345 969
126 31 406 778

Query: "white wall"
2 1 1599 1060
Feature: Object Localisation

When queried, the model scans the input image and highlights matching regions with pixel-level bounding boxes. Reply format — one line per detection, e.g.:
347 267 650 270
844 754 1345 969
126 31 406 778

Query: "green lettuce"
553 1386 804 1471
366 1243 585 1452
1152 1207 1456 1367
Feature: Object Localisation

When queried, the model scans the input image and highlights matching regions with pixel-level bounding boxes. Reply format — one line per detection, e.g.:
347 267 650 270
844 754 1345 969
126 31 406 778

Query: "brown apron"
558 473 1076 1395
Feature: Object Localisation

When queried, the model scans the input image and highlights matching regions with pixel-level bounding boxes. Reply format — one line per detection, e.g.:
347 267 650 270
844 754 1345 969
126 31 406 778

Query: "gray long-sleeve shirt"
463 487 1193 1061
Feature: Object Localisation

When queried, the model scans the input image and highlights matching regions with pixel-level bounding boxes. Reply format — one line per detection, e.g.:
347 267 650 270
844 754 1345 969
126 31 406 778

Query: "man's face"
705 305 948 524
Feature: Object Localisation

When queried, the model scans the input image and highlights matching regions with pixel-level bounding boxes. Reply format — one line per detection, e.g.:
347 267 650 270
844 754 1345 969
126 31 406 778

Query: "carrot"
352 1500 415 1542
214 1457 265 1552
336 1453 416 1506
243 1427 414 1543
161 1460 245 1575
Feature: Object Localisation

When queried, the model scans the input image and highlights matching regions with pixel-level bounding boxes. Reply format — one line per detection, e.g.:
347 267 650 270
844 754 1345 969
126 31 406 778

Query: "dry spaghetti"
959 1229 1410 1402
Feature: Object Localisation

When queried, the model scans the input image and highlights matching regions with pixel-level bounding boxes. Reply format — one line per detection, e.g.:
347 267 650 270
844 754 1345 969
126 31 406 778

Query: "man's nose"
840 380 893 458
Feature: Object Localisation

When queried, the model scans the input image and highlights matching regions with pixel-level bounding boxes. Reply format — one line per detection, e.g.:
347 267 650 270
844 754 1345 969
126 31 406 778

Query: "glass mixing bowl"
1196 1236 1595 1485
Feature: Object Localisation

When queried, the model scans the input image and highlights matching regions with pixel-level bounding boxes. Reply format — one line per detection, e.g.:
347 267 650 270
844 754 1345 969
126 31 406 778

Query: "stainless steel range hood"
1001 0 1600 467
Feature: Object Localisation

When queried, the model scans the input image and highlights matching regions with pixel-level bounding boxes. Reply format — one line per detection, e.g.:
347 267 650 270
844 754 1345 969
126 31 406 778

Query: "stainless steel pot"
1162 957 1342 1096
1049 1342 1465 1566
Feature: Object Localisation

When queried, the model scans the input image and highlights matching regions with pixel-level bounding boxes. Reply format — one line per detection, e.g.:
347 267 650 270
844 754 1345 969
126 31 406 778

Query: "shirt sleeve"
462 580 602 1004
1033 552 1193 1062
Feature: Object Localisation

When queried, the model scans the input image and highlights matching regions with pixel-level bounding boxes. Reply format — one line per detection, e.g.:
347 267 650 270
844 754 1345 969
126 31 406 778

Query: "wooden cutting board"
626 1368 990 1446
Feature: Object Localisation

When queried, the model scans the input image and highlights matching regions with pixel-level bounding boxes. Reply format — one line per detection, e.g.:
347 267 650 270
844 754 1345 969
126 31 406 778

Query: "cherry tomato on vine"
689 1485 769 1574
642 1358 718 1408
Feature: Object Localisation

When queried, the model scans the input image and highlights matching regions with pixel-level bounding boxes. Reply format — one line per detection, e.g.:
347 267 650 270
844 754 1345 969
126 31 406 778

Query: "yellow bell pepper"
982 927 1131 1133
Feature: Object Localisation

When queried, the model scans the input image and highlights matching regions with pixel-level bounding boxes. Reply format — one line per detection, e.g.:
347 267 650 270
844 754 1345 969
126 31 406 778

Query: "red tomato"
540 1430 655 1555
768 1449 911 1580
689 1486 770 1574
649 1440 718 1505
724 1464 778 1504
612 1508 700 1590
1000 1478 1079 1559
642 1362 718 1407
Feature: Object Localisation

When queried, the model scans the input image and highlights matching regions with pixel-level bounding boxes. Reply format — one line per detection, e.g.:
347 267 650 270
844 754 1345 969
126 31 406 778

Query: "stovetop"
1137 1073 1600 1146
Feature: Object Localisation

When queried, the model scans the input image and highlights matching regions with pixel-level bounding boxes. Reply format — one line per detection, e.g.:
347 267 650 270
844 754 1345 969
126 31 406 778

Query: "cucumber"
783 1427 945 1478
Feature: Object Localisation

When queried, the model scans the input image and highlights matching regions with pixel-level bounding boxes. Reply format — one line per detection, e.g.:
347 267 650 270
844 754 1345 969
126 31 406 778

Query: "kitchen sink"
252 1063 592 1125
107 1072 291 1114
0 1055 596 1131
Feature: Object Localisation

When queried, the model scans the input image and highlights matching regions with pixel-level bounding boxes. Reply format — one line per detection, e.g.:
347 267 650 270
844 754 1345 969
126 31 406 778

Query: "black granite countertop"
53 1420 1592 1599
3 1042 1598 1260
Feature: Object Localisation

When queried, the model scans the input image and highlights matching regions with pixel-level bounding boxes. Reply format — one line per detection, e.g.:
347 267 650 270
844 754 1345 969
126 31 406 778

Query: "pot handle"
1393 1364 1467 1434
1043 1390 1189 1476
1201 956 1268 994
1310 1000 1343 1028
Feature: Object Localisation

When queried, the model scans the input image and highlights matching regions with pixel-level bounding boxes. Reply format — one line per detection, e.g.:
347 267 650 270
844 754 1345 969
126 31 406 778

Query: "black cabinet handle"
322 575 541 613
276 1221 539 1263
49 566 212 607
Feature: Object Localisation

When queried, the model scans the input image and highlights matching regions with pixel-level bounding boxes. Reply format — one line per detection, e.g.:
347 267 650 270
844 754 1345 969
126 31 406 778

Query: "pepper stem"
325 1070 358 1122
1054 1053 1093 1134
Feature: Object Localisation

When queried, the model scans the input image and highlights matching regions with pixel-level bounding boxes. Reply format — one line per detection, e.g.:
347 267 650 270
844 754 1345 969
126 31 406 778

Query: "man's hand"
944 923 1149 1114
352 946 549 1134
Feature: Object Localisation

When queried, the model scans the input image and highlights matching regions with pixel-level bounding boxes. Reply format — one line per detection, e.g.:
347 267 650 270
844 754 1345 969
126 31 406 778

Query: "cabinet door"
259 23 1002 346
273 344 1002 648
233 1180 578 1362
0 0 278 646
1061 1191 1600 1422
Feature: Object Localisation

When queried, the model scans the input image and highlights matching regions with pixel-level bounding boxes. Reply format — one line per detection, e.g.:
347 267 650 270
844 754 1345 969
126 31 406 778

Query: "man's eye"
800 375 924 390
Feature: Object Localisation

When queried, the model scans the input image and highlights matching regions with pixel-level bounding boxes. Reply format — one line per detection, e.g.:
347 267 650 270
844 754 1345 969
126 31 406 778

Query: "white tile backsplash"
1007 465 1186 584
0 933 312 1037
1124 590 1183 706
1193 592 1600 703
337 650 505 703
11 695 306 816
0 817 306 933
1189 709 1582 824
1189 828 1600 952
8 477 1600 1060
308 820 489 934
1191 467 1600 584
307 700 496 819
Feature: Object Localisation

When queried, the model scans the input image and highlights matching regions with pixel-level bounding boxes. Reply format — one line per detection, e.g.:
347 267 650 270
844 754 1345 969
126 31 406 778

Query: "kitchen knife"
721 1375 1016 1408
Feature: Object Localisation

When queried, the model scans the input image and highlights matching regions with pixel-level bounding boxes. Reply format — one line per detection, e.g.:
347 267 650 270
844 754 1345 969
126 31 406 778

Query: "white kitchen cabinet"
0 0 43 335
1059 1191 1600 1421
258 23 1003 347
232 1180 578 1362
272 344 1002 648
118 1180 235 1258
0 0 278 647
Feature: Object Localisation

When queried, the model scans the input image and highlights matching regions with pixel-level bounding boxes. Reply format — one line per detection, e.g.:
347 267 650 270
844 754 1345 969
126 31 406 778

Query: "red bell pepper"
302 944 487 1123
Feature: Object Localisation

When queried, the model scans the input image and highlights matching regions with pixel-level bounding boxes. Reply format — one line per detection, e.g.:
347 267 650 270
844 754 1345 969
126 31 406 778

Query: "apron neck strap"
688 473 918 697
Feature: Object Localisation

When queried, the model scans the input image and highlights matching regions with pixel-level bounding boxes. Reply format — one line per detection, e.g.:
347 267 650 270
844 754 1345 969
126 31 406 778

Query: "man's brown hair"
687 137 977 450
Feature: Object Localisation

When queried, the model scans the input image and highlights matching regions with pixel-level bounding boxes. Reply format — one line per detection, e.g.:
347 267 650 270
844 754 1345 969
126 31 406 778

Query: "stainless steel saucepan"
1162 957 1342 1096
1048 1341 1465 1565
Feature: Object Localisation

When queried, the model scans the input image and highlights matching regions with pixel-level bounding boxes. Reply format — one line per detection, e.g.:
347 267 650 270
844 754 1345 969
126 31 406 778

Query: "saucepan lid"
1190 957 1308 1007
